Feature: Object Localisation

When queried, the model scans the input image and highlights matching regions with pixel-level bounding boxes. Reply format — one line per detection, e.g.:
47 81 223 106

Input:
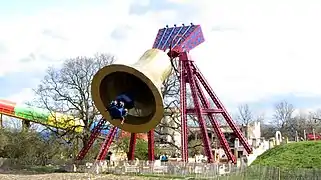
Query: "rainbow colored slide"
0 99 84 133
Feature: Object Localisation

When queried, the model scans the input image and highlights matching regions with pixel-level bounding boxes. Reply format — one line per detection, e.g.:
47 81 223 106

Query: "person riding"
107 93 134 125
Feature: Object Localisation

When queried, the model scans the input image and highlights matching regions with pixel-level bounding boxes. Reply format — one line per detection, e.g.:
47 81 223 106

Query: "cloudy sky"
1 0 321 120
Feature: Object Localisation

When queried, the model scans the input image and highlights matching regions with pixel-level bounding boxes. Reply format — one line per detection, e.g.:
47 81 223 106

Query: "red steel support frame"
193 62 252 155
77 125 155 161
179 59 188 162
127 130 155 161
96 126 118 161
178 52 252 164
96 130 155 161
128 133 137 160
76 118 106 161
147 129 155 161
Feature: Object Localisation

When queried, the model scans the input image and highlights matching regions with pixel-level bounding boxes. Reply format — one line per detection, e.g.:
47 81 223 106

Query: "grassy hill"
252 141 321 169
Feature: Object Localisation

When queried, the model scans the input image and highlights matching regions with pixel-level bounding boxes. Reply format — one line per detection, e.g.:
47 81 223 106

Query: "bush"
115 137 160 160
0 129 71 166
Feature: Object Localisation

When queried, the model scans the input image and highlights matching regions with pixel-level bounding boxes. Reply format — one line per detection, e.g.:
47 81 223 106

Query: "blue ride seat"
107 93 133 120
107 100 129 120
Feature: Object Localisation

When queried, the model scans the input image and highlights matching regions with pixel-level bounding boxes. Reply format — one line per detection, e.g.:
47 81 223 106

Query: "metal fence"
227 166 321 180
74 160 321 180
77 160 238 178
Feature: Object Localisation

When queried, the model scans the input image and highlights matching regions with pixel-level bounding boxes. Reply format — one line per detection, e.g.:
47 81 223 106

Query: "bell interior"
99 71 156 125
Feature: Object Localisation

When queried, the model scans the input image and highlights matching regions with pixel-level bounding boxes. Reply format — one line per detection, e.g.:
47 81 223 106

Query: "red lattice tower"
152 23 252 163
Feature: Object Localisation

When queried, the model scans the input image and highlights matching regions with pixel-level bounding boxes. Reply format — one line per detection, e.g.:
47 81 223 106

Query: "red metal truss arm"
192 62 252 154
76 118 107 161
182 53 214 163
179 59 188 162
194 77 236 163
186 109 224 113
96 126 118 161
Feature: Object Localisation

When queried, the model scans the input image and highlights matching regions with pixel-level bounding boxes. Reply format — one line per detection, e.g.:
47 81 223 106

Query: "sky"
1 0 321 122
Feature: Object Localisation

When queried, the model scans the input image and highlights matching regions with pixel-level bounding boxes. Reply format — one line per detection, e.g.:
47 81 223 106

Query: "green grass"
252 141 321 169
136 174 188 179
27 165 62 173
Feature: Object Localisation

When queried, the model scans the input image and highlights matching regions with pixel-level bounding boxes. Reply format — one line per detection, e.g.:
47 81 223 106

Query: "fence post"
278 167 281 180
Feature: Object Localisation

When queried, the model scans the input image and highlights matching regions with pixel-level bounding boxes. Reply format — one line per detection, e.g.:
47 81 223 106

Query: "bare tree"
154 70 181 150
272 100 295 136
33 53 116 148
235 104 254 139
256 113 278 138
261 124 277 139
275 109 321 140
236 104 253 125
304 110 321 133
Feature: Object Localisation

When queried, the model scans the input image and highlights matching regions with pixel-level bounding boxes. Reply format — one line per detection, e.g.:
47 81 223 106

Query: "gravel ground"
0 172 167 180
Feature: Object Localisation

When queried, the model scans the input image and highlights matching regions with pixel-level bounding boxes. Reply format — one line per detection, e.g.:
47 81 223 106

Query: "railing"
75 160 243 178
2 158 321 179
73 160 321 179
228 166 321 180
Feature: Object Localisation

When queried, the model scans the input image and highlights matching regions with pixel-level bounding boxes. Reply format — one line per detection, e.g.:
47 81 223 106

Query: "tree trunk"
82 132 90 149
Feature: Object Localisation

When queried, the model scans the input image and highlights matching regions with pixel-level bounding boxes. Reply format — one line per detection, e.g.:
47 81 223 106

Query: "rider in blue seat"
107 93 133 125
108 101 122 118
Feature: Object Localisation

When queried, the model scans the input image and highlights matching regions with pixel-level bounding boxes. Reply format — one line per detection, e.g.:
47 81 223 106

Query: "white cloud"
0 0 137 75
134 0 150 6
1 0 321 108
169 0 321 104
6 88 34 104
